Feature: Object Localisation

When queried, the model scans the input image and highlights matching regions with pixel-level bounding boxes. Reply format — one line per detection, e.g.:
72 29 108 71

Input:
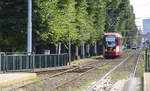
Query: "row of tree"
0 0 139 59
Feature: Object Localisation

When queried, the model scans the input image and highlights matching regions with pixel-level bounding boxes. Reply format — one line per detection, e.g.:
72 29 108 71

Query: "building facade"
143 18 150 34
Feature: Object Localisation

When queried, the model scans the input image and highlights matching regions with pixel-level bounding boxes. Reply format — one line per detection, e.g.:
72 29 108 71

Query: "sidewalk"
144 72 150 91
0 73 37 88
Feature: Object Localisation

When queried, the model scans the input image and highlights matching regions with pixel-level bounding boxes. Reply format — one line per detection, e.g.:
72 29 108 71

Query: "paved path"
0 73 37 88
144 72 150 91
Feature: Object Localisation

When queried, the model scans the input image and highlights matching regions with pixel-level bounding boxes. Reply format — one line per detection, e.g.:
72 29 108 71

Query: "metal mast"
27 0 32 55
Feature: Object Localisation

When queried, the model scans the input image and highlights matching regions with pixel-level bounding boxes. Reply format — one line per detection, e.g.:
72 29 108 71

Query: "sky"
130 0 150 19
130 0 150 29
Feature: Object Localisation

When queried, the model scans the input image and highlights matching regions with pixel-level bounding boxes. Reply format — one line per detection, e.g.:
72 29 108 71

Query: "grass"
71 80 96 91
15 79 45 91
143 50 146 62
138 77 144 91
137 50 145 91
98 65 114 70
110 72 129 80
53 80 96 91
136 59 145 77
70 55 102 65
0 78 38 89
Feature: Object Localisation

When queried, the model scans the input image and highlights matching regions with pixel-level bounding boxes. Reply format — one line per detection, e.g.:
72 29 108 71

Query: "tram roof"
104 33 122 38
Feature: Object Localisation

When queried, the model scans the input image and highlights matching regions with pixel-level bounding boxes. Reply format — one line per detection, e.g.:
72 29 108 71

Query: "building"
143 18 150 34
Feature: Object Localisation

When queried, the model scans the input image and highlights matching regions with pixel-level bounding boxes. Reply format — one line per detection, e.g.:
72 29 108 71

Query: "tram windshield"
105 37 116 48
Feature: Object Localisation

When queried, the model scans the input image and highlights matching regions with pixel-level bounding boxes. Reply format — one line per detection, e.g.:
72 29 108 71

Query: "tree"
0 0 138 56
0 0 28 51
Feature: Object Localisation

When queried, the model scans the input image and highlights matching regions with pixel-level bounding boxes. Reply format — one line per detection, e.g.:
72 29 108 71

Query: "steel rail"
52 51 131 90
128 54 141 91
52 62 109 91
2 50 130 91
2 60 102 91
85 54 133 91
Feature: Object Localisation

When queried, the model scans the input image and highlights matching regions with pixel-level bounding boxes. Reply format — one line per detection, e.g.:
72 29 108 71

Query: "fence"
0 52 68 72
145 49 150 72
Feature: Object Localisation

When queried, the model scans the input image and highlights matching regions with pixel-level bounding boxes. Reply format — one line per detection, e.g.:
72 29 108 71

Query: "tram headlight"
116 46 119 52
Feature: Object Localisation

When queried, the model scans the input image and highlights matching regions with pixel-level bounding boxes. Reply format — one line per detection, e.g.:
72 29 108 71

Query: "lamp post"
27 0 32 55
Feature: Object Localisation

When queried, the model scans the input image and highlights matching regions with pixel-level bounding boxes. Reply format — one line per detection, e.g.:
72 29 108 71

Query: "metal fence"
0 52 68 72
145 49 150 72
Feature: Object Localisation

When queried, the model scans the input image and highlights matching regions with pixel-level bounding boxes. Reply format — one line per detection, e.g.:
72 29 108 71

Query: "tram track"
21 59 110 91
85 50 142 91
29 50 133 91
2 50 136 91
85 54 134 91
128 54 141 91
53 50 137 91
2 55 109 91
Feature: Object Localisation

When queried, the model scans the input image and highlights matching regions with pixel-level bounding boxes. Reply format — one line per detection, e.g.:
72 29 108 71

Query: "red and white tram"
103 33 122 57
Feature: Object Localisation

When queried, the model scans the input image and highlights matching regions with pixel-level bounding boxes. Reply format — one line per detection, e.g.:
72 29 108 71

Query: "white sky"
130 0 150 19
130 0 150 28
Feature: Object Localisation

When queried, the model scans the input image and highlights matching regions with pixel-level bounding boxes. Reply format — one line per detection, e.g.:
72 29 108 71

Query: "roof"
104 32 122 38
142 32 150 39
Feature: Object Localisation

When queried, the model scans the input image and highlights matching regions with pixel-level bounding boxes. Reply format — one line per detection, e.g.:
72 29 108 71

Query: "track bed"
3 50 141 91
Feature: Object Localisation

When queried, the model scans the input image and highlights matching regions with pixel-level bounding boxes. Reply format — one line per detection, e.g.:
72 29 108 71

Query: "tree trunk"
86 44 90 57
56 44 58 54
81 43 85 58
58 43 61 54
33 42 36 54
94 42 97 56
75 45 79 60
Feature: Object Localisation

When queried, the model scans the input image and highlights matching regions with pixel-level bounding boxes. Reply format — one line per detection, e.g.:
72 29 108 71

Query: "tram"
131 42 137 49
103 33 122 57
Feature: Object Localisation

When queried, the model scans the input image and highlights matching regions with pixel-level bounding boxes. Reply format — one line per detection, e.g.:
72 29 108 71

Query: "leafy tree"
0 0 28 51
104 0 138 45
75 0 90 45
0 0 139 55
86 0 105 45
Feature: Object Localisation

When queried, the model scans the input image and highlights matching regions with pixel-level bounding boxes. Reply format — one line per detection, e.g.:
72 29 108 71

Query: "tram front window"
105 37 116 48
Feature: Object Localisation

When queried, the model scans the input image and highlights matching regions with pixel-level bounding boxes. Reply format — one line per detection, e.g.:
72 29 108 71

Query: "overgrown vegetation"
98 65 114 70
71 80 96 91
110 72 129 80
137 52 145 91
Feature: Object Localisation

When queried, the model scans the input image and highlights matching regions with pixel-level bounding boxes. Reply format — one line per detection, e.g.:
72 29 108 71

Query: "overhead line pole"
27 0 32 55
